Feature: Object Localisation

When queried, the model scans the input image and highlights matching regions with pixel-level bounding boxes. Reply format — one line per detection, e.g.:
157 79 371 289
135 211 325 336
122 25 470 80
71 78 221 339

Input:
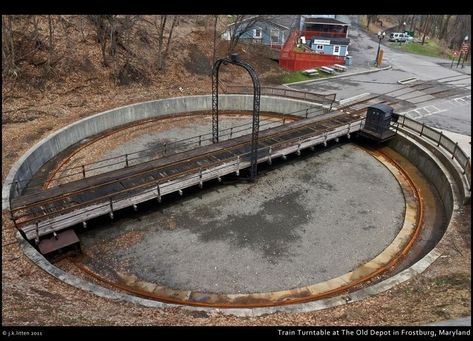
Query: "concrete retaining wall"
397 128 470 205
3 95 320 208
388 133 454 220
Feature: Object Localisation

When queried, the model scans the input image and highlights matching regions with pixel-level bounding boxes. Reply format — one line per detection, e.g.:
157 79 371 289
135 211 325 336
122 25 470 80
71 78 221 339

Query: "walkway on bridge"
11 109 368 243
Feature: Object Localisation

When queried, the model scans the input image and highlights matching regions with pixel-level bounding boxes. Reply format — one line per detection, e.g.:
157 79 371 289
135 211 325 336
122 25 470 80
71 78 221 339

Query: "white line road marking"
401 94 470 119
405 109 422 119
451 95 471 106
402 105 447 119
423 105 441 114
338 93 371 105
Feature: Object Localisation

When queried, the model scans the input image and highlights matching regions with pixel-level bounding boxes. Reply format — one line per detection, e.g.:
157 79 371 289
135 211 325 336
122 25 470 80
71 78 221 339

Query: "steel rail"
12 114 362 227
11 110 355 212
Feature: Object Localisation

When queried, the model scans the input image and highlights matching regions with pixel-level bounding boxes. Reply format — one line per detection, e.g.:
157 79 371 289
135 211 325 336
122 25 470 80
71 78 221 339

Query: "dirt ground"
1 15 471 326
1 204 470 326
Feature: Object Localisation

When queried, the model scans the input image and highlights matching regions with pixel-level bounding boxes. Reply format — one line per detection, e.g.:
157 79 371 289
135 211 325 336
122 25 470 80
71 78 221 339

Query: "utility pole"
376 31 386 67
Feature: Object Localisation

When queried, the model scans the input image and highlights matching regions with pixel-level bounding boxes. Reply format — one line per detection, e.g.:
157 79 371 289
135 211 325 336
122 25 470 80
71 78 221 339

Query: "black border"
1 1 472 14
0 326 472 338
1 3 471 337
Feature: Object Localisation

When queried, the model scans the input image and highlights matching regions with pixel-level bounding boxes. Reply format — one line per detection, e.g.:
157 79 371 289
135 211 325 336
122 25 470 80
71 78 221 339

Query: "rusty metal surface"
38 229 80 255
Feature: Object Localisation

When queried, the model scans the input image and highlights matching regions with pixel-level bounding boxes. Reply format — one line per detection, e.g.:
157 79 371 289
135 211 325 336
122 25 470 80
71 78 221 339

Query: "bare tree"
60 16 73 54
79 15 87 42
161 16 177 70
408 15 416 33
108 15 118 81
32 15 40 47
366 15 378 29
47 15 54 69
431 15 443 39
396 15 408 28
6 15 16 73
227 15 268 53
149 15 178 71
89 15 109 66
450 15 471 50
440 15 452 40
156 15 167 70
420 15 433 45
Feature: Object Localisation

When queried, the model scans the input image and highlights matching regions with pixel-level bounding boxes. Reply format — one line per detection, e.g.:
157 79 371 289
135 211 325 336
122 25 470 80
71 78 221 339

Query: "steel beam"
212 53 261 181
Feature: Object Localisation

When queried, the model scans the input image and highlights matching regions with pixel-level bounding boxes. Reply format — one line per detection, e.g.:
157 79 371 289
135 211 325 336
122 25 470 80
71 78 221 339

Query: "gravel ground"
75 143 405 294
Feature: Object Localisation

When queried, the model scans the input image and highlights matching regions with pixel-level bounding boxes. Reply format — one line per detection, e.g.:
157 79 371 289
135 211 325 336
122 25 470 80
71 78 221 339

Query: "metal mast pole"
211 53 261 181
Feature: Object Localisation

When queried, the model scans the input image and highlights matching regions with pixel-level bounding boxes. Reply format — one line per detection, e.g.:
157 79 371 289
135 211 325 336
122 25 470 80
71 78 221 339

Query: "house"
303 17 350 57
222 15 298 49
279 15 352 71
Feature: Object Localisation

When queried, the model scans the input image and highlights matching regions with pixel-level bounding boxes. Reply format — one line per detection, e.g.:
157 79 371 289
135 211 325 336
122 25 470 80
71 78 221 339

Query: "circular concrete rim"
68 145 420 308
9 109 417 308
16 130 456 316
4 93 460 316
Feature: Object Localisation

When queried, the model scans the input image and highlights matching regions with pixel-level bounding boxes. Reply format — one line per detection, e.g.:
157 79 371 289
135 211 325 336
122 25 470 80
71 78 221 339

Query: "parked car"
389 32 410 42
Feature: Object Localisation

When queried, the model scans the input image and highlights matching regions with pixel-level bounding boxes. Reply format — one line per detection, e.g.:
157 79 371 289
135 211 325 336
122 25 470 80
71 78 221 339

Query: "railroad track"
11 109 365 241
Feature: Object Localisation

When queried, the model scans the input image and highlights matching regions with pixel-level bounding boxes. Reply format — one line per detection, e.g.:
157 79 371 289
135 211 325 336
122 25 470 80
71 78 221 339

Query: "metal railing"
301 29 348 39
9 103 329 196
16 118 362 240
224 85 337 108
393 114 471 192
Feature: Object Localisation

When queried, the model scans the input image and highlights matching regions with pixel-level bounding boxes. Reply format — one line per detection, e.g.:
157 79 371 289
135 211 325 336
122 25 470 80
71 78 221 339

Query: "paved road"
398 94 471 137
289 17 471 142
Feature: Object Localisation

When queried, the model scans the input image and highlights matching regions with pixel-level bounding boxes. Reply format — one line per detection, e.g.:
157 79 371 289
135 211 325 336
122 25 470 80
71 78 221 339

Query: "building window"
270 29 280 43
253 27 262 39
316 45 324 50
333 45 341 55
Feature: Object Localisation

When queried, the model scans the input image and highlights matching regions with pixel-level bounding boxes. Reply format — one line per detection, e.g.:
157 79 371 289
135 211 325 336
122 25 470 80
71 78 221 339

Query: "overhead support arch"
212 53 261 181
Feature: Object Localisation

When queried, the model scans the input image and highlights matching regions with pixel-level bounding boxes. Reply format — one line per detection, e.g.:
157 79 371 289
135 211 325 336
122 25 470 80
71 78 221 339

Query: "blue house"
222 15 298 49
302 17 351 57
309 37 349 57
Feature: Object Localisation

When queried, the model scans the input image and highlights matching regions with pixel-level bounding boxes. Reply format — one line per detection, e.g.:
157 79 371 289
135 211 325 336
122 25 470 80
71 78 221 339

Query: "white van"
389 32 408 42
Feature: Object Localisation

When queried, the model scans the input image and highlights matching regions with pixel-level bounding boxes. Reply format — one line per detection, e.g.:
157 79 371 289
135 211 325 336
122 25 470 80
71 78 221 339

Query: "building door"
333 45 341 56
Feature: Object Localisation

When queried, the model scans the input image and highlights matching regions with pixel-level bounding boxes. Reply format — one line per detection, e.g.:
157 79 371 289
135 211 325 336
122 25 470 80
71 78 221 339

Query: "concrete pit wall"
14 116 467 316
397 128 470 205
5 93 467 315
3 95 321 208
388 132 455 221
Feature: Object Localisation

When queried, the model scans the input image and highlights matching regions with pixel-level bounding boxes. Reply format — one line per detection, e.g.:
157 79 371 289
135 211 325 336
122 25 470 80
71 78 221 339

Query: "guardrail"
8 103 328 195
16 119 363 241
224 85 336 109
393 114 471 192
